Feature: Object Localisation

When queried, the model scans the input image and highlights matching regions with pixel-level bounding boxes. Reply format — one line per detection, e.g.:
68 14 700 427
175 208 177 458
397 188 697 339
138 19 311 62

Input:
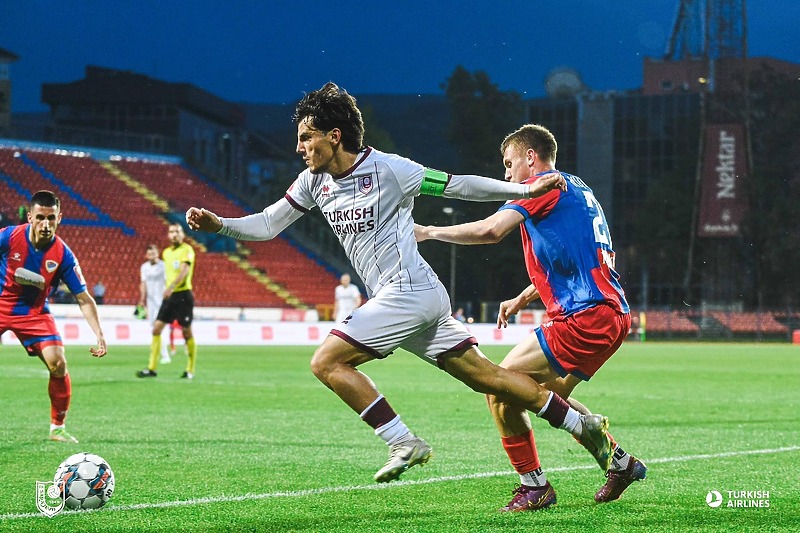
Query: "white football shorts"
330 280 477 367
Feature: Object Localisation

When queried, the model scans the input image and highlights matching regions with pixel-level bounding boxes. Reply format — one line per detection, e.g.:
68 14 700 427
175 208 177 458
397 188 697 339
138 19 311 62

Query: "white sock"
520 467 548 487
50 424 64 432
536 391 582 437
536 391 554 417
375 415 411 445
562 409 582 437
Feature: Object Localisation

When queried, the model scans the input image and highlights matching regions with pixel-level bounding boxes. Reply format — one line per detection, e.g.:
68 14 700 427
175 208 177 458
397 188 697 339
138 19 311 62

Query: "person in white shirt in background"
138 244 170 363
334 273 362 323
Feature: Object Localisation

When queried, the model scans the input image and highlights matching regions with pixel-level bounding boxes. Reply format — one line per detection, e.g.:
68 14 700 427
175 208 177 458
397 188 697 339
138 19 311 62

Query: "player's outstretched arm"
415 209 523 246
187 198 304 242
186 207 223 233
497 284 540 329
435 171 566 202
74 291 107 357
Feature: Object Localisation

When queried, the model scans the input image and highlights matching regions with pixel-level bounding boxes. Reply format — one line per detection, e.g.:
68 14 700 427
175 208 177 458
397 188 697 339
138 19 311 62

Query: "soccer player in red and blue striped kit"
416 124 647 511
0 190 107 443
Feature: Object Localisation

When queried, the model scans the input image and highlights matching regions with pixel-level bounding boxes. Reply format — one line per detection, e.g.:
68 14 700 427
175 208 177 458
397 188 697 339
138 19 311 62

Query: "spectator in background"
92 279 106 305
18 204 28 224
139 244 171 363
452 307 467 323
333 273 362 323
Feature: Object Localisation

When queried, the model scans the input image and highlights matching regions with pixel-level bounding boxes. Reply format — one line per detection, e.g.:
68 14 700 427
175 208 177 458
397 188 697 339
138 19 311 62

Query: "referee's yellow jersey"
162 242 195 292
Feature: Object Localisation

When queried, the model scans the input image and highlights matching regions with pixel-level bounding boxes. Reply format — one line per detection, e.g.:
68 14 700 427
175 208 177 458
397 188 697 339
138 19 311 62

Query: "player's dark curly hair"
501 124 558 163
293 82 365 152
30 190 60 210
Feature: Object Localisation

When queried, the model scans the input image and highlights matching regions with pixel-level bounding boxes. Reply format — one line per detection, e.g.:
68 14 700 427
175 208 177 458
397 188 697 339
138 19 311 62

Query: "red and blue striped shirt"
0 224 86 316
499 171 629 320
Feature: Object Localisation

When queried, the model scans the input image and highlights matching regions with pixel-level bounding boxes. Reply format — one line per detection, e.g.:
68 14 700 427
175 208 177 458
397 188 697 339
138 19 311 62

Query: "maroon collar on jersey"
332 147 373 180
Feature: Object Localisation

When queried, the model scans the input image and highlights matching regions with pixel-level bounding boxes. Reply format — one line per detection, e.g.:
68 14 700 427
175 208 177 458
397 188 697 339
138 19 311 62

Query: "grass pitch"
0 341 798 532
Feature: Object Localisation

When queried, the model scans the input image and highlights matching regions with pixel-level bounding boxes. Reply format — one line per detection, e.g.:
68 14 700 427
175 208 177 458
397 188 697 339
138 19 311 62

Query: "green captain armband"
420 168 449 196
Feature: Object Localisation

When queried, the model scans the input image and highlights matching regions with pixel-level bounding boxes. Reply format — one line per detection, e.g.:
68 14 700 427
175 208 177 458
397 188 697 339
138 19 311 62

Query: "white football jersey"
286 147 438 298
140 259 166 310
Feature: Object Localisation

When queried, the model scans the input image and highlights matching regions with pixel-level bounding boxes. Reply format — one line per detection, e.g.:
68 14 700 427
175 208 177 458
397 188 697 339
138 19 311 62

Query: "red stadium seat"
1 147 337 307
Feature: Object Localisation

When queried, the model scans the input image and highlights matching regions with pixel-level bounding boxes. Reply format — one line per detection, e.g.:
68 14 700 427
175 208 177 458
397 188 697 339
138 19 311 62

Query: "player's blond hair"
501 124 557 164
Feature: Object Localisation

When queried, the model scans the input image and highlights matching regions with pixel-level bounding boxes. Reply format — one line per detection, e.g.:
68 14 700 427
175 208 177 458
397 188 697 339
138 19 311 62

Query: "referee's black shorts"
156 290 194 327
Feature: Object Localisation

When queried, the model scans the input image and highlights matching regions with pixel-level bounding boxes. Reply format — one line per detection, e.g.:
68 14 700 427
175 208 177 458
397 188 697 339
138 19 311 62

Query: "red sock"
502 430 540 474
48 374 71 426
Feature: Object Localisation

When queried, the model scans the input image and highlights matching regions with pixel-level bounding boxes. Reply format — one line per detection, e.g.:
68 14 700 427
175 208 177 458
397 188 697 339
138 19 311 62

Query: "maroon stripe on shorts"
435 336 479 370
329 329 387 359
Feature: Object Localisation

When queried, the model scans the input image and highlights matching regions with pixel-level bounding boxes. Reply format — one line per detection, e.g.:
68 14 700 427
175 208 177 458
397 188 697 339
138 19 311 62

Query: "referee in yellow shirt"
137 223 197 379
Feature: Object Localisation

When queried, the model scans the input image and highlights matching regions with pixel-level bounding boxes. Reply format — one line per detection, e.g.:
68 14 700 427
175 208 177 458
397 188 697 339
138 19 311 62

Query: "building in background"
525 54 800 310
0 47 20 136
40 66 248 186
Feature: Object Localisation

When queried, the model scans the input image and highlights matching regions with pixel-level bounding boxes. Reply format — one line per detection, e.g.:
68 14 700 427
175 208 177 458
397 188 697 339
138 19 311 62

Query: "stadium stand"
0 176 29 219
0 149 97 222
113 160 249 217
642 310 700 333
709 311 788 334
773 311 800 333
0 146 339 308
113 157 340 307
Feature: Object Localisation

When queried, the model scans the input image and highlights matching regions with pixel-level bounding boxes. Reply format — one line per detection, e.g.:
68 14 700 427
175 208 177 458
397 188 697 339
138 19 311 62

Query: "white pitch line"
3 445 798 521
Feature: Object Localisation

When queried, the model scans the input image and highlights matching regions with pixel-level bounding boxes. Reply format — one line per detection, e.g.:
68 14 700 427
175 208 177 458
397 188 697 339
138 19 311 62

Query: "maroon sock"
360 396 397 429
49 374 71 426
539 392 570 429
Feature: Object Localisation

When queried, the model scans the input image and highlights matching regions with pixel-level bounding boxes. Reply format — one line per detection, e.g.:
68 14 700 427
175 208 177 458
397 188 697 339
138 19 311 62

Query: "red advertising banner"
697 124 748 237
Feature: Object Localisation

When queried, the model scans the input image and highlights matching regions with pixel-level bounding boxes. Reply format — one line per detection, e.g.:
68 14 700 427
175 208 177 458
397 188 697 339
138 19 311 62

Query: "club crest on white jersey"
358 174 373 195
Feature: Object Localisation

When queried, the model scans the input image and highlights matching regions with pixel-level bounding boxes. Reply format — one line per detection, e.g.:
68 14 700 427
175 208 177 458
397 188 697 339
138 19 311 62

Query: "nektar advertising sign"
698 124 749 237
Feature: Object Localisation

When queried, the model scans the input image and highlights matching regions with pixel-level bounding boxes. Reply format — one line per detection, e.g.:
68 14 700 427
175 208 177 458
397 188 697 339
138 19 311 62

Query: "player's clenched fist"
186 207 222 233
527 171 567 198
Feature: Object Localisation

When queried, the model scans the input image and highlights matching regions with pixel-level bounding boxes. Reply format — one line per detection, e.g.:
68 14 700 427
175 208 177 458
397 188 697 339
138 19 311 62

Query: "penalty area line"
3 444 798 521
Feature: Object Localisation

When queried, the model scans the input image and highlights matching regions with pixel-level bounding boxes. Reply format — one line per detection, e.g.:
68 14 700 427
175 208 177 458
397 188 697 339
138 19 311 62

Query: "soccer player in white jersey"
138 244 170 363
333 273 361 323
186 82 613 484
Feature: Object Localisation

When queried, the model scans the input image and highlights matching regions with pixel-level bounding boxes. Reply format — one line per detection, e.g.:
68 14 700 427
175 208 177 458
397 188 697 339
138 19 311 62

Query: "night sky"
2 0 798 112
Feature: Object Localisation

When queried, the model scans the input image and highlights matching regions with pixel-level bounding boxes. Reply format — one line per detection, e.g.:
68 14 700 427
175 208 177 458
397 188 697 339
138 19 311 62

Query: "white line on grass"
3 445 798 521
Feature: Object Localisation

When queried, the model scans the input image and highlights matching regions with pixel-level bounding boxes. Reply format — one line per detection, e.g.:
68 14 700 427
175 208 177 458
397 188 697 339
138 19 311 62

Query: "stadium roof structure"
42 65 245 127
